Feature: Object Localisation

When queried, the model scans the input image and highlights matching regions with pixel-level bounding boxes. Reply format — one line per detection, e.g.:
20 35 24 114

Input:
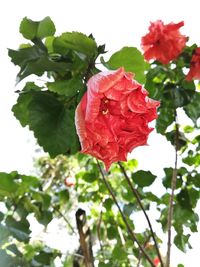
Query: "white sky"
0 0 200 266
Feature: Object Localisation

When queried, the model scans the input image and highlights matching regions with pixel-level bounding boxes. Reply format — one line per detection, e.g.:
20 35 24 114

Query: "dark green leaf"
162 168 182 189
193 173 200 188
34 251 53 265
177 188 192 209
58 189 69 203
53 32 97 58
12 92 34 127
184 92 200 125
132 170 156 187
82 172 97 183
6 244 22 257
163 85 195 108
105 47 147 84
156 107 174 134
36 210 52 226
5 216 30 242
8 46 70 82
47 76 84 96
17 91 80 157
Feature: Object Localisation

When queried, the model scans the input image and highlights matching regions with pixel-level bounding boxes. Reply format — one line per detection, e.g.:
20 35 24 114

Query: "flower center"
100 98 109 115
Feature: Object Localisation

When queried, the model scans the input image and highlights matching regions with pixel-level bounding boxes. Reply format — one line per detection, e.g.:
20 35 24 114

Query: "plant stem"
165 119 179 267
96 160 155 267
118 162 164 267
53 205 77 234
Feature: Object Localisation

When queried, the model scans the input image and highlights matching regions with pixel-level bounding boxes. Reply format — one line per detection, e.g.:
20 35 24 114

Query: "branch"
97 200 104 256
53 205 77 234
96 160 155 267
76 209 95 267
165 119 179 267
118 162 164 267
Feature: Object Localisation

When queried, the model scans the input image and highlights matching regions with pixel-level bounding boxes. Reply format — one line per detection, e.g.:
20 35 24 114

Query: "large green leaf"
47 76 84 96
20 17 56 40
12 91 35 127
132 170 156 187
28 92 80 156
104 47 147 84
53 32 97 58
13 91 80 156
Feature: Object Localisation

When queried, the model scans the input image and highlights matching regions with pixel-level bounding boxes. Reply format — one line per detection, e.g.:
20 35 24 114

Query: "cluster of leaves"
0 171 63 266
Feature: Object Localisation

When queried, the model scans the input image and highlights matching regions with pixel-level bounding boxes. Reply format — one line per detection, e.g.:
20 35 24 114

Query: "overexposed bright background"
0 1 200 266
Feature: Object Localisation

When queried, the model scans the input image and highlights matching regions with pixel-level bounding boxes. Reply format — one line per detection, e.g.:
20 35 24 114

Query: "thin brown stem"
96 160 155 267
118 162 164 267
97 200 104 256
53 205 77 234
165 119 179 267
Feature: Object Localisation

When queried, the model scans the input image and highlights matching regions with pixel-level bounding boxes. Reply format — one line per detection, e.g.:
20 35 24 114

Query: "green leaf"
156 107 174 134
162 168 182 189
0 224 10 246
105 47 147 84
107 225 118 240
132 170 156 187
112 246 127 261
37 17 56 39
174 233 191 252
53 32 97 57
0 250 16 267
0 172 19 197
163 85 195 108
8 46 70 82
184 92 200 125
20 17 55 40
47 76 84 96
20 17 38 40
5 216 30 242
123 203 135 216
58 189 70 203
12 92 34 127
82 172 97 183
193 173 200 188
28 92 80 157
36 210 53 226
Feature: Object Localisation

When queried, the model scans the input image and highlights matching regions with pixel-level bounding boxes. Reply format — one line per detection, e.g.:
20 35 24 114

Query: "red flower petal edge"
75 68 160 170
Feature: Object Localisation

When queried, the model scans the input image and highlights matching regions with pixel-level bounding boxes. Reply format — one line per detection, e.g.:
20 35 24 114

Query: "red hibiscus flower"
186 47 200 80
153 256 160 266
75 68 160 170
141 20 187 64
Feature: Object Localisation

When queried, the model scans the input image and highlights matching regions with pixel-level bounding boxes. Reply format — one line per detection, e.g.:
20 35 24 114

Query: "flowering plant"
6 17 200 267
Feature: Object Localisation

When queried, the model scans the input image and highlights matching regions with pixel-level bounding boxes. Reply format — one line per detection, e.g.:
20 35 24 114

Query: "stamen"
102 109 109 115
